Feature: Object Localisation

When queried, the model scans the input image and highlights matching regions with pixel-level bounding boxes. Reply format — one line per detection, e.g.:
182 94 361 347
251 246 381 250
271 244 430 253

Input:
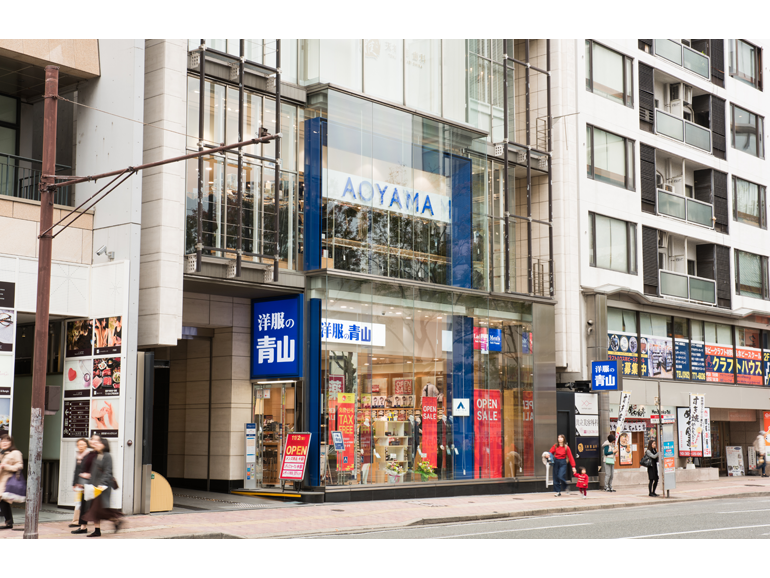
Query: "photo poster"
474 390 502 479
688 394 704 457
764 412 770 448
618 431 633 465
690 341 706 381
726 446 744 476
93 316 123 356
641 335 673 379
608 331 638 377
736 345 763 385
705 343 734 383
421 396 437 468
336 393 356 472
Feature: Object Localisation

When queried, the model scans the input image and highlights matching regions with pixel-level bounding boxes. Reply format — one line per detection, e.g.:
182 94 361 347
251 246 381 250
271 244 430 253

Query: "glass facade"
310 276 534 486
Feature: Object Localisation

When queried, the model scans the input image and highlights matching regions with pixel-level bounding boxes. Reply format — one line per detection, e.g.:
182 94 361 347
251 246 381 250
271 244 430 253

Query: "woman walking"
80 434 123 537
0 435 23 529
646 440 659 497
549 434 576 497
69 438 93 529
601 432 618 492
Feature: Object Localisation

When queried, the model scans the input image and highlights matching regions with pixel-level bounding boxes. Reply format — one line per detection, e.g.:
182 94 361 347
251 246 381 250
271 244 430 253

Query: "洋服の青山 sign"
251 295 303 379
321 318 386 347
326 169 451 224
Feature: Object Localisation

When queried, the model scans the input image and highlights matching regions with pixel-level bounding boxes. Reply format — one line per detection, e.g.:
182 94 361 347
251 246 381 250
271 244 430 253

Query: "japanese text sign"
591 360 619 391
251 295 303 379
279 433 312 481
321 318 386 347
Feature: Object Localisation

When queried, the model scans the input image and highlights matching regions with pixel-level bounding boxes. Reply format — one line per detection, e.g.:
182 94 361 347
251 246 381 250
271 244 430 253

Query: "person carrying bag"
601 432 618 492
0 435 24 529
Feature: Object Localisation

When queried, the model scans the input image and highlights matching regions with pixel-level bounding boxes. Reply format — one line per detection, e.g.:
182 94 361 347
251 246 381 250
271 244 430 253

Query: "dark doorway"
151 365 170 478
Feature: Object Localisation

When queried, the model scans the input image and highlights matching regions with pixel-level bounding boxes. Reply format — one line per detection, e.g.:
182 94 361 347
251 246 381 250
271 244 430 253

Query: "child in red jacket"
575 467 589 498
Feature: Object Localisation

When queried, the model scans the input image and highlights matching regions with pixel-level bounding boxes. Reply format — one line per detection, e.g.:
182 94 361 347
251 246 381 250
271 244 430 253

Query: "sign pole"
657 381 665 498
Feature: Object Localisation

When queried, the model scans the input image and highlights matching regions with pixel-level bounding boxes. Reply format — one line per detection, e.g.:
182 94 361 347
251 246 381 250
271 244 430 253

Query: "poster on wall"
66 319 93 358
64 359 92 398
0 309 14 352
0 283 16 436
706 343 734 383
62 399 90 438
522 390 534 477
690 341 706 381
608 331 638 377
689 394 705 457
473 327 489 354
736 346 763 385
336 393 355 472
474 390 502 478
93 316 122 356
90 398 119 438
575 415 599 437
726 446 745 476
92 358 121 397
618 431 633 465
641 335 673 379
576 437 599 459
677 407 691 457
674 339 690 380
0 397 9 437
421 396 437 468
393 378 413 395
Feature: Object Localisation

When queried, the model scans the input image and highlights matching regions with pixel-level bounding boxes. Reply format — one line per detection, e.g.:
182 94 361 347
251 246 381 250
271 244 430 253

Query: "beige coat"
0 449 23 496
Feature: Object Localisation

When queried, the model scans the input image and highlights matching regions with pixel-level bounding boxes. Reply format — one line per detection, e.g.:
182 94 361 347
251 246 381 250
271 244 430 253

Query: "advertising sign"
703 407 712 458
641 335 674 379
575 415 599 437
336 393 355 472
674 339 690 380
279 433 312 481
690 341 706 381
93 316 122 356
765 353 770 387
65 319 93 358
591 360 618 391
331 431 345 452
689 394 705 457
393 378 413 395
706 343 734 383
618 431 633 465
328 375 344 395
727 446 745 476
245 423 257 488
421 397 438 468
321 318 386 347
677 407 691 457
615 391 632 435
608 331 638 376
488 328 502 352
575 393 598 415
736 346 763 385
473 327 489 354
251 294 303 379
764 412 770 447
662 425 676 490
576 437 599 459
474 390 502 479
522 391 534 477
453 398 470 417
62 400 90 438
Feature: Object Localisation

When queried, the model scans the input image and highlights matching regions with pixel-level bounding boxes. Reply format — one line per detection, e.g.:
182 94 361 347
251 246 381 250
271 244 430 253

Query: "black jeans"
0 500 12 524
648 478 658 495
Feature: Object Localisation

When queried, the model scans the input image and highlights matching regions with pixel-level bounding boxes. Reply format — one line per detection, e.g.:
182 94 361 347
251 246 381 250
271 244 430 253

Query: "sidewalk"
3 477 770 539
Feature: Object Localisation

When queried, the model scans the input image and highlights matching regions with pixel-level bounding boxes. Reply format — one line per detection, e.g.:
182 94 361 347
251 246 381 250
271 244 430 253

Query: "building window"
729 40 762 90
736 250 769 299
731 104 764 158
0 94 18 157
589 212 637 274
733 176 766 228
585 40 633 107
586 125 635 190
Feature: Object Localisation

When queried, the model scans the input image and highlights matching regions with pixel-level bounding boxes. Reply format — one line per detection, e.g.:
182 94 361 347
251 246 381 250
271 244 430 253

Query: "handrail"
0 152 70 172
659 269 716 304
654 39 710 80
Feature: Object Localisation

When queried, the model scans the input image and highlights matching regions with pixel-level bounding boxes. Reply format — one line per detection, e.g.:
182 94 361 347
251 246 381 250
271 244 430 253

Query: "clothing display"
421 382 439 398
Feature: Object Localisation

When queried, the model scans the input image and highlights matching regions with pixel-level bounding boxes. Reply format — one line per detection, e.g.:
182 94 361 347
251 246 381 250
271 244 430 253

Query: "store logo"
251 295 303 380
453 398 470 417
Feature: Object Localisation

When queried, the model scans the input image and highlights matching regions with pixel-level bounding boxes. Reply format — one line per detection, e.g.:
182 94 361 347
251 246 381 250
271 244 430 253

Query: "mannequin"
421 382 439 398
437 413 453 477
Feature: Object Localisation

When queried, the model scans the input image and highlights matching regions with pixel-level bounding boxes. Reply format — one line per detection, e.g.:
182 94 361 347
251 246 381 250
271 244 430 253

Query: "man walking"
754 430 767 477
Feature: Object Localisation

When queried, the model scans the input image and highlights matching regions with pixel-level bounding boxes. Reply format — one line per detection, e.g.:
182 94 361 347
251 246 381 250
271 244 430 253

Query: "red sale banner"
336 393 355 472
279 433 312 481
522 390 534 476
475 390 502 479
421 397 437 468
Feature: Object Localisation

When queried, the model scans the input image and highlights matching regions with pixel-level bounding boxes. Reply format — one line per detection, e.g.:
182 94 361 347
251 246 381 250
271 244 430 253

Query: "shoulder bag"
603 444 615 465
640 454 654 468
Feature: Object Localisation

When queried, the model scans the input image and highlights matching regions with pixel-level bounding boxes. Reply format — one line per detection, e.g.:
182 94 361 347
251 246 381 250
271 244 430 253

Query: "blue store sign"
251 294 304 379
591 360 618 391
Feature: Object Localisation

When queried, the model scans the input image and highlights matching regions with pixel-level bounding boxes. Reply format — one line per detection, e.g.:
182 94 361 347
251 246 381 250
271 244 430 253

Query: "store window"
586 125 635 190
705 322 734 383
733 176 766 228
639 313 673 379
673 317 690 380
314 277 534 486
585 40 633 107
736 250 769 300
608 307 638 377
690 320 706 381
588 212 637 274
729 40 762 90
731 104 764 158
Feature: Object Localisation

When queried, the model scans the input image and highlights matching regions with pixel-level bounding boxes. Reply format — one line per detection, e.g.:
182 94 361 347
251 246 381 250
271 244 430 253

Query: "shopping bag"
84 484 96 501
2 471 26 503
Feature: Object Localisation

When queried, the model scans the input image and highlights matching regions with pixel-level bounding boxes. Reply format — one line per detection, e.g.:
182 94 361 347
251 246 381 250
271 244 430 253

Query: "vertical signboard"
245 423 257 489
690 340 706 381
251 294 303 379
0 282 15 437
674 339 690 380
336 393 355 472
615 391 632 436
662 424 676 490
677 407 691 457
689 394 705 457
279 433 312 481
522 390 534 477
702 407 711 458
474 390 502 479
421 397 438 468
727 446 745 476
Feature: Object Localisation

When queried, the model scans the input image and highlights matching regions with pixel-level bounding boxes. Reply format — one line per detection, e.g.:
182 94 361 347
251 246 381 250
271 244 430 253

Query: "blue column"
452 315 475 479
304 118 324 271
307 298 322 486
451 156 472 289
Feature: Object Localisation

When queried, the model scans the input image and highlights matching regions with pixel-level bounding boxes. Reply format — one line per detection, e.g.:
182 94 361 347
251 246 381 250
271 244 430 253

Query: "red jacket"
549 444 576 467
574 473 589 488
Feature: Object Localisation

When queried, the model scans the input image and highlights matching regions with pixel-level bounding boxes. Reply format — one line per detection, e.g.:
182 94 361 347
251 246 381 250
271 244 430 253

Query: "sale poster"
279 433 311 481
706 343 734 383
736 346 763 385
327 398 337 444
336 393 355 472
608 331 638 377
421 396 437 468
474 390 502 479
393 378 413 395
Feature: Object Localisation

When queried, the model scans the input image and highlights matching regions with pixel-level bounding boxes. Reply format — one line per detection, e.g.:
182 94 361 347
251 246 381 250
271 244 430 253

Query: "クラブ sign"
251 294 303 379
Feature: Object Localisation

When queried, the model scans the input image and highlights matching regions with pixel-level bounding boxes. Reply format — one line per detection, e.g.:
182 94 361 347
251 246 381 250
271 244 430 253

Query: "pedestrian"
0 435 23 529
754 431 767 477
549 434 576 497
601 432 618 492
575 467 589 499
80 434 123 537
646 440 659 497
69 438 93 529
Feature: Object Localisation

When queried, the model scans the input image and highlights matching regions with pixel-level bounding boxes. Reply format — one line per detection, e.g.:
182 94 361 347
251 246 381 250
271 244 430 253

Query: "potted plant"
415 459 437 482
385 460 405 484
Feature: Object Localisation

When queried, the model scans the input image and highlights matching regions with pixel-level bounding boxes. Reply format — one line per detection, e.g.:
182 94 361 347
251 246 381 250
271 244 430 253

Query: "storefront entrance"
252 383 296 488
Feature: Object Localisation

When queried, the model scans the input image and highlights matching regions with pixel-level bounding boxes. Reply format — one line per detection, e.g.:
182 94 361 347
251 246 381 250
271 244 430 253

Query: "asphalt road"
303 497 770 539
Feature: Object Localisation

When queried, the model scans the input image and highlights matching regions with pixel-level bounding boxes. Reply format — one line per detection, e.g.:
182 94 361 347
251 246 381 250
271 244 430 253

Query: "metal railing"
0 153 72 206
654 39 710 80
657 188 714 228
655 109 712 153
659 269 716 304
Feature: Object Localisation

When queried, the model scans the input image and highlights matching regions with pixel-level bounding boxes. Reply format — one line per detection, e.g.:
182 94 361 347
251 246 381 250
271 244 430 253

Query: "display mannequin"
437 413 453 477
421 382 439 398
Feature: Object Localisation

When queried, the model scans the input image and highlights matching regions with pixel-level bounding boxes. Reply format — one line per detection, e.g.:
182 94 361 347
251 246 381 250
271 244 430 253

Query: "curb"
163 532 244 539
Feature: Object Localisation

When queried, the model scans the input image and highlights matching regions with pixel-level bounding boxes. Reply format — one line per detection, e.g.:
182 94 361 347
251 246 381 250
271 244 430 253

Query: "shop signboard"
421 397 438 468
336 393 355 472
279 433 312 481
608 331 638 377
576 437 599 459
321 318 386 347
575 415 599 437
736 346 763 385
765 353 770 387
689 394 705 457
689 341 706 381
677 407 691 457
610 420 647 433
641 335 673 379
474 390 502 479
674 339 690 380
488 329 502 352
703 407 711 458
662 425 676 490
575 393 598 415
251 294 303 379
726 446 745 476
473 327 489 354
764 412 770 447
328 375 344 395
705 343 734 383
615 391 632 435
591 360 618 391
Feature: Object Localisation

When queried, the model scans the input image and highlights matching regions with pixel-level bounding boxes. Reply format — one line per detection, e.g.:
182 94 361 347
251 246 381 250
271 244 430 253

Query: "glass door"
252 383 296 488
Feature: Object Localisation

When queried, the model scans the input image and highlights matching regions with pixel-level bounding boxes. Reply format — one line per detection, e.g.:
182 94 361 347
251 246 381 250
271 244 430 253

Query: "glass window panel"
364 40 403 104
691 320 704 342
320 40 363 91
625 56 633 106
655 39 682 66
673 317 689 339
738 250 763 297
405 39 441 115
0 127 15 155
731 40 759 88
300 39 320 85
244 39 263 63
716 323 733 345
443 39 466 122
733 105 762 158
592 43 624 104
592 128 626 187
0 95 17 125
656 110 684 141
738 327 761 348
282 40 298 84
640 313 669 336
684 121 711 152
594 214 628 272
735 177 760 226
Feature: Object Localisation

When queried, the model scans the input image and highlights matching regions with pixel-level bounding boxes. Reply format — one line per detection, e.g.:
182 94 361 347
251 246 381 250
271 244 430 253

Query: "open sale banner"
421 397 437 467
474 390 502 479
279 433 312 481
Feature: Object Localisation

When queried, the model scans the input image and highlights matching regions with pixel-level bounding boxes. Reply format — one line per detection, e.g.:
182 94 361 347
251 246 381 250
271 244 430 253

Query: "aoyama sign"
251 295 303 379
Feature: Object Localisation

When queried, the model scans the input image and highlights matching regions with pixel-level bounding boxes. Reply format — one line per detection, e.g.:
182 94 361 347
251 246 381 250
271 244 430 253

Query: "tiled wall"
0 40 100 77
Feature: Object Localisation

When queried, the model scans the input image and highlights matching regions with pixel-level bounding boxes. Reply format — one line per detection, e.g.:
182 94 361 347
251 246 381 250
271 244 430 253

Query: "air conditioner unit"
658 231 669 249
663 184 675 193
656 174 665 189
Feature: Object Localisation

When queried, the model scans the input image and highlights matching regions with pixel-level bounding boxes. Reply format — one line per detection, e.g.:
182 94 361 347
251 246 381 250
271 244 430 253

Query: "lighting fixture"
256 380 297 385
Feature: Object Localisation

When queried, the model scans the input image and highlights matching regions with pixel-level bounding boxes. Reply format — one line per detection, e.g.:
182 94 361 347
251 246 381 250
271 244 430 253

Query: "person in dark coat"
69 438 92 528
646 440 659 497
80 434 123 537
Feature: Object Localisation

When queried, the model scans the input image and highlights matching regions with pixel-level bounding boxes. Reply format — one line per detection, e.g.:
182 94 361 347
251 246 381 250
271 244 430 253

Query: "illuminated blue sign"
591 360 618 391
488 328 502 352
251 294 303 379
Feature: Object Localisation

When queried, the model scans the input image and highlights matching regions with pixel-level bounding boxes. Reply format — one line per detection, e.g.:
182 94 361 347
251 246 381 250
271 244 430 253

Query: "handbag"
111 477 119 490
3 471 26 502
603 444 615 465
640 454 653 468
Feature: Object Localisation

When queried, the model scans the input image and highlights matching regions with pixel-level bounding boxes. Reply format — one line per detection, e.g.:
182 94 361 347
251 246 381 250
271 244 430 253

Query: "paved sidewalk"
3 477 770 539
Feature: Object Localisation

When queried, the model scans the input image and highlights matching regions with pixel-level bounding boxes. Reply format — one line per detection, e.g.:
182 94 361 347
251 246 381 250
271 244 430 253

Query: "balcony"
654 39 710 80
657 188 713 228
655 109 711 153
0 153 72 206
659 270 716 304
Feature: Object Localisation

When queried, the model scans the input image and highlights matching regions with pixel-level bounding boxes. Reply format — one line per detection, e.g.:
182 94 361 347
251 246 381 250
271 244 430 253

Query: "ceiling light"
341 305 346 309
390 307 394 310
437 316 442 319
396 312 402 315
406 317 411 319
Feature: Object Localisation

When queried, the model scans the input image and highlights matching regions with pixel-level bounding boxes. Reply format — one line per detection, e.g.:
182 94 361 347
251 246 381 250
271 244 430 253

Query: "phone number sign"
279 433 312 481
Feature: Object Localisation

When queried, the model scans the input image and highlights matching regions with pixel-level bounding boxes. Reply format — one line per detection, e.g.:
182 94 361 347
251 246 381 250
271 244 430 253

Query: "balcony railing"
659 269 716 304
0 153 72 206
654 39 710 80
657 189 714 228
655 109 712 153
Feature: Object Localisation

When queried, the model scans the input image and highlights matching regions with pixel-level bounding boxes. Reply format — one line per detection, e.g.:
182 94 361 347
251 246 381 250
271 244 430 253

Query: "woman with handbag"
69 438 94 530
80 434 123 537
549 434 576 497
601 432 618 492
644 440 659 497
0 435 24 529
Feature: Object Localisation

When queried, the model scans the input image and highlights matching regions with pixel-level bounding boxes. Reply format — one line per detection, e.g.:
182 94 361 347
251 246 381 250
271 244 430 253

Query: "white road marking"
619 524 770 539
437 522 592 539
718 508 770 514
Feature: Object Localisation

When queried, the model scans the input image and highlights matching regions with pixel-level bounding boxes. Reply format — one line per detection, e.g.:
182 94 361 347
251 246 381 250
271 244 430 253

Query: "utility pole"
24 65 58 539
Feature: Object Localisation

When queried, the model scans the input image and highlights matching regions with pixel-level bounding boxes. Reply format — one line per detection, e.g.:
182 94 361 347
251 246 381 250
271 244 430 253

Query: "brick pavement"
3 476 770 539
